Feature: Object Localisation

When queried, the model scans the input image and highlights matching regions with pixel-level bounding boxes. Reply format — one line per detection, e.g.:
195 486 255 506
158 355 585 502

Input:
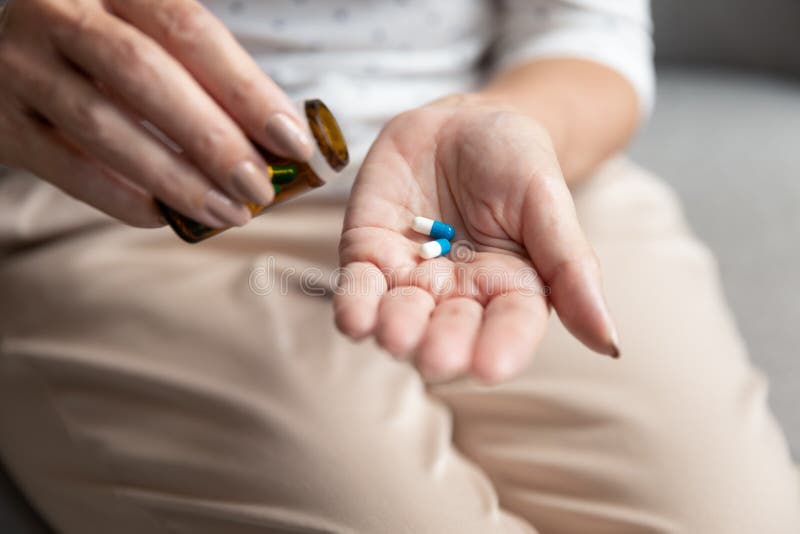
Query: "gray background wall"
631 0 800 456
650 0 800 75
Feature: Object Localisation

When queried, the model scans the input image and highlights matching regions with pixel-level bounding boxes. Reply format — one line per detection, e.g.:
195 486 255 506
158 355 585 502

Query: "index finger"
108 0 314 162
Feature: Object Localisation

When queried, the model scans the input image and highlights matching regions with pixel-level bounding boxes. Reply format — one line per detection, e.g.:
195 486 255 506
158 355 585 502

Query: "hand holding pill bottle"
160 100 349 243
0 0 334 230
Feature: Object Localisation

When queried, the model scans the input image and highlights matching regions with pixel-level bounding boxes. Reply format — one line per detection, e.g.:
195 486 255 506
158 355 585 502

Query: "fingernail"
232 160 274 206
607 327 621 359
204 190 251 227
264 113 314 162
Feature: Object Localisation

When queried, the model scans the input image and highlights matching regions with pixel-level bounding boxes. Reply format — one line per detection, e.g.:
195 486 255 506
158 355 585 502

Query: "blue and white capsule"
412 216 455 240
419 239 452 260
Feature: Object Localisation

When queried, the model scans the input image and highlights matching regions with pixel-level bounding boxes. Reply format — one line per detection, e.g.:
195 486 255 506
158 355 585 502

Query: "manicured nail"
204 190 251 227
264 113 314 162
232 160 274 206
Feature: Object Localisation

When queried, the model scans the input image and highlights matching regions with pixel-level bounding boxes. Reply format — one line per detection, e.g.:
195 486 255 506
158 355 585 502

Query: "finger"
107 0 314 161
472 292 549 384
416 298 482 382
19 57 249 228
521 174 619 357
21 120 163 228
339 226 419 270
375 286 435 358
334 262 387 339
48 7 275 208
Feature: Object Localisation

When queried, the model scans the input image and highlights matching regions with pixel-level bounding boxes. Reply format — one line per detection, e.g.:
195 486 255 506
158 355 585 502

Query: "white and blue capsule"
419 239 452 260
412 216 455 240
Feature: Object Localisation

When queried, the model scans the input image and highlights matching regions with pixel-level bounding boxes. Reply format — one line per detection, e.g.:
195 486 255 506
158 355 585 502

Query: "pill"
412 216 455 240
419 239 452 260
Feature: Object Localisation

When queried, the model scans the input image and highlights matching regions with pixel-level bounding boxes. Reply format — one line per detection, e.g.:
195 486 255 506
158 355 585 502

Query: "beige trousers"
0 159 798 534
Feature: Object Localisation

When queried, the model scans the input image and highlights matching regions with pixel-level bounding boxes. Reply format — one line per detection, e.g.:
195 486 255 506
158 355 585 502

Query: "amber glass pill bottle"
159 99 349 243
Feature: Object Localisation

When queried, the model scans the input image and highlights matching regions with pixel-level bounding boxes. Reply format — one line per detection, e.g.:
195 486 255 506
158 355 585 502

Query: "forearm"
479 58 641 184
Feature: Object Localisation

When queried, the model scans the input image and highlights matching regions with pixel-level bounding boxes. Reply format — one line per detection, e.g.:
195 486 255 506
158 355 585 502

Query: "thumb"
520 172 620 357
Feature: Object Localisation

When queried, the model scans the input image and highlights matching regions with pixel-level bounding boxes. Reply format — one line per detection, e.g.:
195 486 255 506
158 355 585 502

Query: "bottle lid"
302 99 349 184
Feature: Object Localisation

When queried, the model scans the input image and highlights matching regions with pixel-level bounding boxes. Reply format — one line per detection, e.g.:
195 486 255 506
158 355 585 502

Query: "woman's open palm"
335 97 619 383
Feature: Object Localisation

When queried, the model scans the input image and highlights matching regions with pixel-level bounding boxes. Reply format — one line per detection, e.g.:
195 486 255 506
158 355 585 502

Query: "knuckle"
114 35 151 73
112 36 161 91
193 124 225 154
156 0 213 47
69 97 110 142
190 123 234 169
48 1 100 41
227 72 259 109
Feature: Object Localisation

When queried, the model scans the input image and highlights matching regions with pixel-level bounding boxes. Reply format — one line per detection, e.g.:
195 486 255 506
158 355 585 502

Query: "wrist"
430 91 556 140
465 89 564 158
433 91 526 115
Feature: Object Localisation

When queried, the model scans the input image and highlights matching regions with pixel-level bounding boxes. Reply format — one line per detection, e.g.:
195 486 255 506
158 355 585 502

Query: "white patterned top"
202 0 654 193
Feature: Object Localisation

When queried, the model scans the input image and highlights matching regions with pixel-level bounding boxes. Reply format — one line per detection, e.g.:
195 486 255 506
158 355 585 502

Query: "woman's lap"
436 159 800 532
0 160 797 533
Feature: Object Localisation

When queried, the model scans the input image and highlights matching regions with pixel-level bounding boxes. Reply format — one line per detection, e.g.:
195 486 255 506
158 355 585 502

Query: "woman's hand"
335 95 619 383
0 0 313 227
